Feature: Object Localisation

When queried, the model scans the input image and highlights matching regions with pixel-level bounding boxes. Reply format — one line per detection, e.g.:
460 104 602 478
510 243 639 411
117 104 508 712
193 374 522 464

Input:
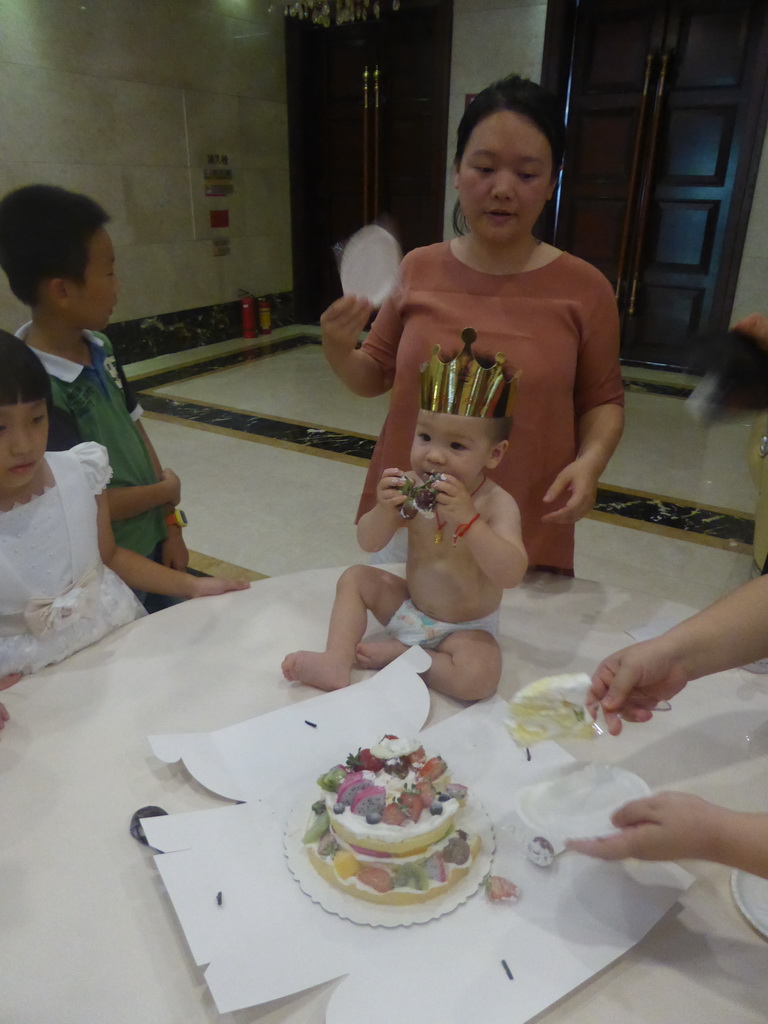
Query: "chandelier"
283 0 400 26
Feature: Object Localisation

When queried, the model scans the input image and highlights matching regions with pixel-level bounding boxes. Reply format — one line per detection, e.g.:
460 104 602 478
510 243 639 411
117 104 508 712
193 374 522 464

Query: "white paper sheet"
149 645 432 807
143 649 694 1020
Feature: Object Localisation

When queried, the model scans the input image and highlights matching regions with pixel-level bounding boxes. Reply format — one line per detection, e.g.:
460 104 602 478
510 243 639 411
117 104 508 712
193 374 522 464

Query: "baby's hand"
377 467 408 511
432 474 478 526
189 577 251 598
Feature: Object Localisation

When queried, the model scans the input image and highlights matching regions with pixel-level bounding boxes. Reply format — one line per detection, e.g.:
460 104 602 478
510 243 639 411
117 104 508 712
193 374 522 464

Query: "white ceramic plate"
515 762 651 848
284 792 494 927
339 224 402 307
731 869 768 939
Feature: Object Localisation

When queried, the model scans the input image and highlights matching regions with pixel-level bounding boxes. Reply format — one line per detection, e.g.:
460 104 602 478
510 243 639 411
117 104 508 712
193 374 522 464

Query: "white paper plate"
515 762 651 848
284 793 494 927
339 224 402 307
731 869 768 939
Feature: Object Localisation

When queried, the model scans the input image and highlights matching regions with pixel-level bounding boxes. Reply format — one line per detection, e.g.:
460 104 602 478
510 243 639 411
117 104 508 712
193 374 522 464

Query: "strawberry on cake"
302 736 480 905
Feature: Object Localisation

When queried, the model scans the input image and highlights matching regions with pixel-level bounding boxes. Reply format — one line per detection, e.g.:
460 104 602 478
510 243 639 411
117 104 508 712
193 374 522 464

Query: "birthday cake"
302 736 480 905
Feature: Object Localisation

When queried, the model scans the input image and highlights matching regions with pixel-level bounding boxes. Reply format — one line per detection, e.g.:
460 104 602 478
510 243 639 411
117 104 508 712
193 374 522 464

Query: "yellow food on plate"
506 672 595 746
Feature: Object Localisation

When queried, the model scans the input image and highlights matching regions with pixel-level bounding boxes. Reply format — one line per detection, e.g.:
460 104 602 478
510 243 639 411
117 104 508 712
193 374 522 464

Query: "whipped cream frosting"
506 672 594 746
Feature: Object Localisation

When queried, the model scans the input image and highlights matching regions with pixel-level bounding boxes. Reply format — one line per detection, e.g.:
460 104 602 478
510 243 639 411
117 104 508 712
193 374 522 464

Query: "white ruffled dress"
0 442 145 676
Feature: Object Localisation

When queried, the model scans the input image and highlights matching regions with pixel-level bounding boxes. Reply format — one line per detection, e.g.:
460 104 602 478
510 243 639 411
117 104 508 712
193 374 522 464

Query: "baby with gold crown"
282 329 528 700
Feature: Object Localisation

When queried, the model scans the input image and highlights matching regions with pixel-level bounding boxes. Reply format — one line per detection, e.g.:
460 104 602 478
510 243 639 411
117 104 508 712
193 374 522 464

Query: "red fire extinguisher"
240 294 256 339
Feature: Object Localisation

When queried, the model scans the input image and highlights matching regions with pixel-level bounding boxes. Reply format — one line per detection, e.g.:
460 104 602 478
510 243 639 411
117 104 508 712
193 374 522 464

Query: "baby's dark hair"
484 415 513 445
453 74 565 236
0 329 51 405
0 184 110 306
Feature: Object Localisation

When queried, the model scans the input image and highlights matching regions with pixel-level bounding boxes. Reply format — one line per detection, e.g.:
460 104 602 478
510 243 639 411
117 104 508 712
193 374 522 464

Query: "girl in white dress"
0 332 249 690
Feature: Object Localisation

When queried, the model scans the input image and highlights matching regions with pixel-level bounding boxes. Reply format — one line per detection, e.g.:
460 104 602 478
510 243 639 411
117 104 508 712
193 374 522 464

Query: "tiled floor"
129 330 759 612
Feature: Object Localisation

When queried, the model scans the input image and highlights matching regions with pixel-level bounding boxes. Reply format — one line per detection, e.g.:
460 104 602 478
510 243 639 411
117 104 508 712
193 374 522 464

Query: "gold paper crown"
419 328 520 418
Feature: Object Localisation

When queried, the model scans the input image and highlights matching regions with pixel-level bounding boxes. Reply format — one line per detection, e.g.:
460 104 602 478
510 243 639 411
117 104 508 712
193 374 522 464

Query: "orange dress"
359 242 623 573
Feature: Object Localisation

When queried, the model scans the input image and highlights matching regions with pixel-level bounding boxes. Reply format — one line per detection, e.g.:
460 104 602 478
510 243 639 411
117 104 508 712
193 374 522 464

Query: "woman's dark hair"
0 184 110 306
452 74 566 235
0 329 51 405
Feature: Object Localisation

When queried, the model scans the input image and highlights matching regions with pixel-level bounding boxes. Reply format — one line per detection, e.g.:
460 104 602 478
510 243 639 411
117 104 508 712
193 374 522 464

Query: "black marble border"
134 334 319 392
593 488 753 546
132 342 750 547
623 378 696 399
138 391 375 459
105 291 298 366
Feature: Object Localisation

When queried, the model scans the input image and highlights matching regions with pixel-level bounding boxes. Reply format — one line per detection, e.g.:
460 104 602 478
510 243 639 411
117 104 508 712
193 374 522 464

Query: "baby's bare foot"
281 650 352 691
355 639 410 671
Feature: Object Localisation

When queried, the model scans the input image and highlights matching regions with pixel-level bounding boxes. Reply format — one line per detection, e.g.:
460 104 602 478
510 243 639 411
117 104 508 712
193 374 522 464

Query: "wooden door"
286 1 453 322
545 0 768 370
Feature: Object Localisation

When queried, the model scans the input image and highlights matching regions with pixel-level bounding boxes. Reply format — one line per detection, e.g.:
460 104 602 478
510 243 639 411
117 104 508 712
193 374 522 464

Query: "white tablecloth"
1 568 767 1023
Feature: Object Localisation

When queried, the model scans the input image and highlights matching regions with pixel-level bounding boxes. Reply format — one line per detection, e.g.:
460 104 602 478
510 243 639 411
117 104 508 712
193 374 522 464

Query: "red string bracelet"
453 513 480 547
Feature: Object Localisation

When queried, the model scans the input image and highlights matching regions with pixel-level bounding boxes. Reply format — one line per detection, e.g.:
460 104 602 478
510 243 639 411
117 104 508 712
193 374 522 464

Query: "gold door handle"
373 65 380 217
628 51 671 316
616 53 656 304
363 65 369 223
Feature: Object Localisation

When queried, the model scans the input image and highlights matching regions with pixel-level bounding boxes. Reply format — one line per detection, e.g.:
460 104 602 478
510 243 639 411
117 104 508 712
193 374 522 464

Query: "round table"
2 568 767 1023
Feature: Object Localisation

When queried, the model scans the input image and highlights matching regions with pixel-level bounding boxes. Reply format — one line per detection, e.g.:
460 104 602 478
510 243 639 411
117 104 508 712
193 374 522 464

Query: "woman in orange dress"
322 75 624 574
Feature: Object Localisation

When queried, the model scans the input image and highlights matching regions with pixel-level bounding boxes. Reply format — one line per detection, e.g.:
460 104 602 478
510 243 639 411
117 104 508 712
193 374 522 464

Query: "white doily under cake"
284 792 495 927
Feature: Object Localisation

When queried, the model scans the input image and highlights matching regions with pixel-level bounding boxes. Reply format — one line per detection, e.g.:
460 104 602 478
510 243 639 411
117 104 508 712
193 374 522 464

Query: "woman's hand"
589 640 690 735
541 457 598 523
566 792 733 864
321 296 374 357
733 313 768 352
320 295 389 397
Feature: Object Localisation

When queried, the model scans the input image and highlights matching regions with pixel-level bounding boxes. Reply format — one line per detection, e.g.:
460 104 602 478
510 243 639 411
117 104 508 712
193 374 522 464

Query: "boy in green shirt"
0 184 186 577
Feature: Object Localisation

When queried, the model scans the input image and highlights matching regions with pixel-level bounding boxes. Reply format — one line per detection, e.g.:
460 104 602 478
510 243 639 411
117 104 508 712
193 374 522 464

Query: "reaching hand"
189 577 251 598
541 458 599 523
733 313 768 353
589 640 690 735
566 792 732 864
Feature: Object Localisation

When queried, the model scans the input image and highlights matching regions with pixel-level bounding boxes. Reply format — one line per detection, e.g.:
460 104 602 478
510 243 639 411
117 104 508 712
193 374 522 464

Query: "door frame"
285 1 453 323
540 0 768 334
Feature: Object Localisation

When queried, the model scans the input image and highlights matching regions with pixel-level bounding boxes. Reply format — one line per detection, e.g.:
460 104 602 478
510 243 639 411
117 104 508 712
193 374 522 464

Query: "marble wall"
0 0 765 345
0 0 289 330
